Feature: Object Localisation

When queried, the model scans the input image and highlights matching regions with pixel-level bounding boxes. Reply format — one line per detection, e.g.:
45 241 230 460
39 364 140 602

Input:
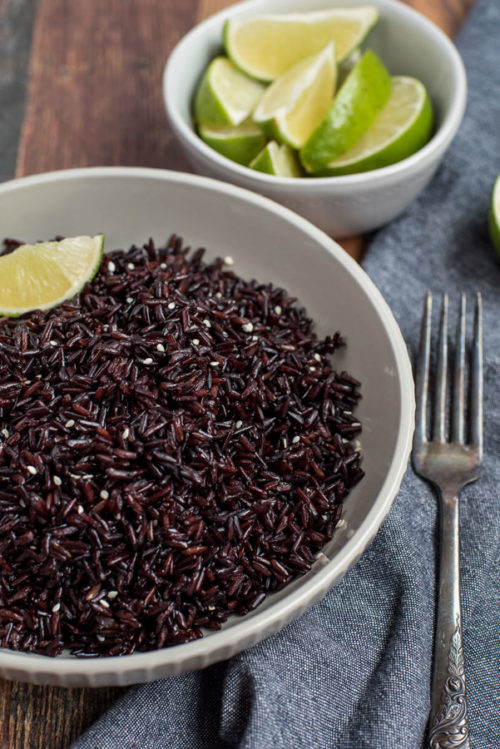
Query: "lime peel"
194 57 266 127
317 76 433 176
489 175 500 255
250 141 302 177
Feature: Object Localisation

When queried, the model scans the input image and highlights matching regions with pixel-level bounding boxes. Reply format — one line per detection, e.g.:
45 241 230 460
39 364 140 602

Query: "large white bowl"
163 0 467 238
0 167 413 686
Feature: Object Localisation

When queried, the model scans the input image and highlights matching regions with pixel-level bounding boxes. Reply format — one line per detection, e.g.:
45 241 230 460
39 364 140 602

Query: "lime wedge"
250 141 302 177
489 175 500 255
317 76 433 175
224 6 378 81
300 50 392 173
194 56 266 127
252 43 336 149
0 235 104 317
199 121 267 165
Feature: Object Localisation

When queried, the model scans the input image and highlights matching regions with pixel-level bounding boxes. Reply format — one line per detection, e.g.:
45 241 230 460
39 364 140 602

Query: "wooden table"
0 0 475 746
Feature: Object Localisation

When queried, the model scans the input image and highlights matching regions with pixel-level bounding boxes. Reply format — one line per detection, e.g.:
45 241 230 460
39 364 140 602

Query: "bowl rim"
163 0 467 188
0 166 415 677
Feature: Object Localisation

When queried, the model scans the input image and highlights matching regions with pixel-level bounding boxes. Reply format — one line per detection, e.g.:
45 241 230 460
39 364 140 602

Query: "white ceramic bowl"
163 0 467 238
0 167 413 686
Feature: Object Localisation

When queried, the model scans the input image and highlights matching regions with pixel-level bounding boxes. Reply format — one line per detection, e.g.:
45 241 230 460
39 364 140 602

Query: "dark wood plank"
16 0 198 176
3 1 475 747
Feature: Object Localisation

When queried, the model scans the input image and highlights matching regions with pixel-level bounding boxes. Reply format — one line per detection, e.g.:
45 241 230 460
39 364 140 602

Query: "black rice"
0 235 363 656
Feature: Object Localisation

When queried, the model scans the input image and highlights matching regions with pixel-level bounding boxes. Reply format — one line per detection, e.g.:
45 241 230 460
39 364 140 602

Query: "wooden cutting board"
0 0 474 746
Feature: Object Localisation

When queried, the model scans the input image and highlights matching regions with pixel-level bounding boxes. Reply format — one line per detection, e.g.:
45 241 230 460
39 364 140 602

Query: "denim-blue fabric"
72 1 500 746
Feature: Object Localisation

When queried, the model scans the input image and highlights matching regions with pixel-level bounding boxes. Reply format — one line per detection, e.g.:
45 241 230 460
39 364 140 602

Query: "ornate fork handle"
428 489 470 749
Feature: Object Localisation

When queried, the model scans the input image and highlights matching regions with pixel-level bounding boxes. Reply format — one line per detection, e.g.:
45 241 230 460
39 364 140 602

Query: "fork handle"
428 489 470 748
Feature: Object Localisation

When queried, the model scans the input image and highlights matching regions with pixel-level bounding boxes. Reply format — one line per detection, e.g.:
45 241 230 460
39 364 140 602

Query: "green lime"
250 141 302 177
194 56 266 127
224 6 378 81
198 121 267 165
300 49 392 173
489 175 500 255
317 76 433 175
0 235 104 317
252 43 336 149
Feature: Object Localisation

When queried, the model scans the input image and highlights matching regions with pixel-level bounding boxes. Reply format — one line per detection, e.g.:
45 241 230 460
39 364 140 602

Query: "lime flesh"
253 43 336 149
199 121 267 165
0 235 104 317
194 57 266 127
250 141 302 177
224 6 378 81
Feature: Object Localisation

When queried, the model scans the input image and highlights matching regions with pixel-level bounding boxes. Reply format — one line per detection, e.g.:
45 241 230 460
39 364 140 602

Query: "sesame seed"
49 340 58 347
156 343 165 352
126 297 134 304
19 499 26 508
107 591 119 599
242 322 253 333
283 438 288 449
203 319 211 328
122 428 130 439
36 374 42 379
160 263 167 270
207 605 216 611
314 353 322 362
53 475 62 486
127 262 135 270
209 361 219 367
350 422 361 428
99 598 110 608
337 518 347 529
77 505 84 514
142 358 153 365
251 335 259 341
65 419 75 428
224 256 234 266
235 420 243 429
215 292 222 298
97 635 105 643
107 261 116 272
1 428 9 438
292 436 300 444
52 603 61 613
27 465 37 475
274 305 282 315
192 339 200 346
100 490 110 500
168 302 175 309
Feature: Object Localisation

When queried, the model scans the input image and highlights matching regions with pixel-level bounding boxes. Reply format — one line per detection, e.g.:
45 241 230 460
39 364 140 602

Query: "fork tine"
470 292 483 457
433 293 448 442
452 294 466 443
414 291 432 446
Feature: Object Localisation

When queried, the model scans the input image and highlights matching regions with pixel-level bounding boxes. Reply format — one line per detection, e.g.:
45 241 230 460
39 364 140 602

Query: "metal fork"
412 291 483 749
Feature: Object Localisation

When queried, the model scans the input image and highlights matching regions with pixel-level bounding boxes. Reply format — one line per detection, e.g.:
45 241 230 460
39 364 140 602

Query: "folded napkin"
73 1 500 746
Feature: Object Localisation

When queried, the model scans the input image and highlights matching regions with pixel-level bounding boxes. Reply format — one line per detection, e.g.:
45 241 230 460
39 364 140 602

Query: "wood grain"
4 1 474 747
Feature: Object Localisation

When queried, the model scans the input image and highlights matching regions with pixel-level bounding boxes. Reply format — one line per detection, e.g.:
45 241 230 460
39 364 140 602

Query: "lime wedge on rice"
224 6 378 81
199 121 267 165
250 141 302 177
252 43 336 149
194 56 266 127
489 175 500 255
300 49 392 173
317 76 433 176
0 235 104 317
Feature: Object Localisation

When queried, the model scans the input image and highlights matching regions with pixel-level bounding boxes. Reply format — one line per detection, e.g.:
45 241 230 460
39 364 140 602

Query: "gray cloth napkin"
72 1 500 747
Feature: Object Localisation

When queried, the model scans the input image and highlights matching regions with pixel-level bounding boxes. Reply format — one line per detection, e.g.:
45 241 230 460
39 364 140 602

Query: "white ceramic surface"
0 167 414 686
163 0 467 238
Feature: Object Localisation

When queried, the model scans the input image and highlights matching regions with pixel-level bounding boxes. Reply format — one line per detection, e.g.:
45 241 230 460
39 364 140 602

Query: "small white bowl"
0 167 413 686
163 0 467 238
